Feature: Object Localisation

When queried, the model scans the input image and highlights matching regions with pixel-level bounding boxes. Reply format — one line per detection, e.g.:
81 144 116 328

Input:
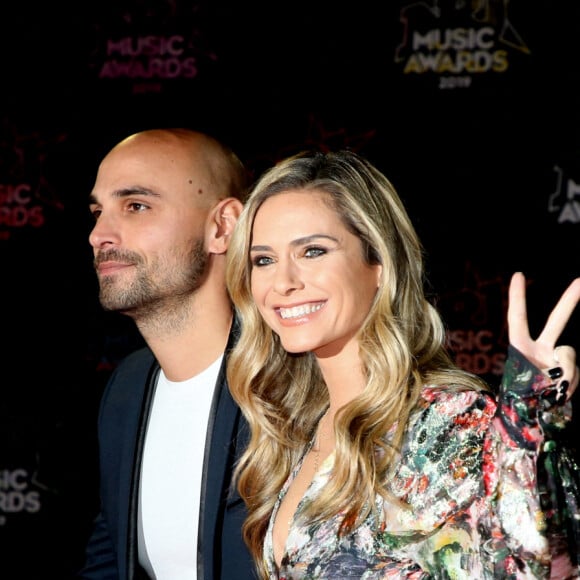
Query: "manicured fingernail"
556 381 569 405
541 389 558 407
548 367 563 380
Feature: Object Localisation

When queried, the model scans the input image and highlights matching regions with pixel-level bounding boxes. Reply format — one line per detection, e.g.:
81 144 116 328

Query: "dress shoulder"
386 387 496 532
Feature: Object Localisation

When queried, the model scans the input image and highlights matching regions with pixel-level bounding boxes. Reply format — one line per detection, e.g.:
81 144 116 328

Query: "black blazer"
80 320 256 579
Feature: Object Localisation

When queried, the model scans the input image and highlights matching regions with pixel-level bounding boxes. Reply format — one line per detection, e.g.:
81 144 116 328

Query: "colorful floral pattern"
264 347 580 579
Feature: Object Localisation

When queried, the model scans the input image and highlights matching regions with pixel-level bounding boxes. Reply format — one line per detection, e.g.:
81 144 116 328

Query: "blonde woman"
226 149 580 579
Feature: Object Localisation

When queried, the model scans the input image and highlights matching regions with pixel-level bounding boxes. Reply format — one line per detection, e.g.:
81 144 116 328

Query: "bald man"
81 129 255 579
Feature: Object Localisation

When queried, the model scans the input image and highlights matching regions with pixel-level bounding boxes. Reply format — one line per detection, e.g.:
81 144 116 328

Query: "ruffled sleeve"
382 346 580 577
497 345 580 575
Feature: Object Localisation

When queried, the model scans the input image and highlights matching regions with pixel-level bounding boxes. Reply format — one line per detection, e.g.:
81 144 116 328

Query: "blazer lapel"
198 316 246 579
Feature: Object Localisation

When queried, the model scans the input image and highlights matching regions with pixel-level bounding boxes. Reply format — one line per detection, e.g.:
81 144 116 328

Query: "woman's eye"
252 255 273 267
304 246 326 258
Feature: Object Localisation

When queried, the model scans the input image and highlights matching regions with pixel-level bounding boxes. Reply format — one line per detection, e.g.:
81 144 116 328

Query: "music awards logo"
87 0 217 94
549 162 580 224
436 263 509 381
0 468 41 526
394 0 530 89
0 123 65 242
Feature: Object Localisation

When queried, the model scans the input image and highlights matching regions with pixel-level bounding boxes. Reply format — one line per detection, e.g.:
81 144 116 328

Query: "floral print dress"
264 347 580 579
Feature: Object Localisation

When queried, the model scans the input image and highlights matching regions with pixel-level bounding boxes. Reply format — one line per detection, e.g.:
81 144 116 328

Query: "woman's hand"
508 271 580 400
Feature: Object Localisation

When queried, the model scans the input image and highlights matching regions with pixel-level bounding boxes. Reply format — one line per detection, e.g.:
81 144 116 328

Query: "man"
80 128 255 579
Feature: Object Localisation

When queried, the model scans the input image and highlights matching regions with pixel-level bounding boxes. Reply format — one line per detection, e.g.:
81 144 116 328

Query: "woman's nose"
272 259 304 295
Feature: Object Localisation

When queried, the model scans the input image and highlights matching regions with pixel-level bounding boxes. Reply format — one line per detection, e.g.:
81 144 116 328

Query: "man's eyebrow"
88 186 160 204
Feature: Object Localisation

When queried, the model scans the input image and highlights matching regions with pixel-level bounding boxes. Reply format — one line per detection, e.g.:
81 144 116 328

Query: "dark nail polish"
548 367 563 380
554 381 570 405
541 389 558 407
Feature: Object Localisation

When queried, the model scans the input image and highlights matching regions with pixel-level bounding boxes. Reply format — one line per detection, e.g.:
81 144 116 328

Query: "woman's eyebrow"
250 233 338 252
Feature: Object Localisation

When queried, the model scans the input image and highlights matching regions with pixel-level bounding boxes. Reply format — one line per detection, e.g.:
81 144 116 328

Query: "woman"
226 149 580 578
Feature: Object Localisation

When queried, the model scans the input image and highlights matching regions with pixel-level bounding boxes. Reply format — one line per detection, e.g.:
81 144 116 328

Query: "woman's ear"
207 197 244 254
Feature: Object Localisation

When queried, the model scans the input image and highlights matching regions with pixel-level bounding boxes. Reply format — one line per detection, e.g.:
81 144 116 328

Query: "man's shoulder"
107 346 158 385
98 346 158 412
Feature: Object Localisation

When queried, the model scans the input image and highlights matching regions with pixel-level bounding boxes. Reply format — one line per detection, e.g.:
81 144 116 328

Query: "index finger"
507 271 531 347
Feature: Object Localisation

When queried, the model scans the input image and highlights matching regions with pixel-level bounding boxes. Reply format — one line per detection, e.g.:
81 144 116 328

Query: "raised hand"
508 271 580 400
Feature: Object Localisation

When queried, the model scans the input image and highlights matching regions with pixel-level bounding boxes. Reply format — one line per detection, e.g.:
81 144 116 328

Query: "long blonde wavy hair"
225 149 488 573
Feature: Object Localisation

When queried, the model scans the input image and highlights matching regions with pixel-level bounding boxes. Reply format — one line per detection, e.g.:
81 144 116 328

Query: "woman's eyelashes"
303 245 327 258
251 254 274 267
251 245 329 268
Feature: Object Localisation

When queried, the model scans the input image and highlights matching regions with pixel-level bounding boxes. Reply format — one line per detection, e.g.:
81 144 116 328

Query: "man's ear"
207 197 244 254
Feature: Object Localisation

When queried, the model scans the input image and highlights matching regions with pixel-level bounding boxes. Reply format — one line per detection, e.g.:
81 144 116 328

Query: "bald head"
97 128 248 210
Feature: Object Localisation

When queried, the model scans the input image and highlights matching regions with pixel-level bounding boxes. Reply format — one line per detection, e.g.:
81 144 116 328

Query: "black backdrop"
1 1 579 577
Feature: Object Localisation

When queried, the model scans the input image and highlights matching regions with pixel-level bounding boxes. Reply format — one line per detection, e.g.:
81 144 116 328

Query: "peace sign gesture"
508 271 580 400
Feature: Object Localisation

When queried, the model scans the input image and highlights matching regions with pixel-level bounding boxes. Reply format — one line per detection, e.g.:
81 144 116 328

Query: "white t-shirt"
138 355 223 579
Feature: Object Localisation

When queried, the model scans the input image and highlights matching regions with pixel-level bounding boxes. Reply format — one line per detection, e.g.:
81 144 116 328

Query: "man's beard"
96 239 208 316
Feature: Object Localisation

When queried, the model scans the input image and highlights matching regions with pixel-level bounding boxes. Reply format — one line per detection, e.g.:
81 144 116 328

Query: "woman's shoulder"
387 386 496 531
392 385 496 483
398 386 497 477
416 384 497 422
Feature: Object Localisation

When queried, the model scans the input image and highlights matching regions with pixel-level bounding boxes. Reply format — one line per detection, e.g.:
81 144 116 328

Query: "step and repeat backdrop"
1 1 579 576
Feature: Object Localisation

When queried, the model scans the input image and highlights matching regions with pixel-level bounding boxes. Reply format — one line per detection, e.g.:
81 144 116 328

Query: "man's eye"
128 202 148 212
